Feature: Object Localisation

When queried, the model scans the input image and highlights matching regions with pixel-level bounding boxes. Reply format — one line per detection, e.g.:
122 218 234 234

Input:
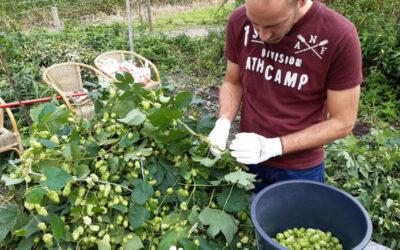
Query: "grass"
151 3 234 32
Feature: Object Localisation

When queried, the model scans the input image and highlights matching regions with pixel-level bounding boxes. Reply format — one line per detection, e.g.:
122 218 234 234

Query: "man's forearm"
280 118 354 154
218 81 243 122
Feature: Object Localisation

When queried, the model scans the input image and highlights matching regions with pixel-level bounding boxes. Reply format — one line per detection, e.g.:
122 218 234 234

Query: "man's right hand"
207 118 231 157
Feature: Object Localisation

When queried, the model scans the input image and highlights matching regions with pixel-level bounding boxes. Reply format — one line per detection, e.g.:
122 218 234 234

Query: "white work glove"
207 118 231 156
229 133 282 165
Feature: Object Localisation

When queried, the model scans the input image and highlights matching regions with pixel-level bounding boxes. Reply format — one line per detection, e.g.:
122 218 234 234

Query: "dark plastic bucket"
251 180 372 250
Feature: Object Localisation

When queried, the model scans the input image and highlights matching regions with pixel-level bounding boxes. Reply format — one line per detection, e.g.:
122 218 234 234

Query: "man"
208 0 362 192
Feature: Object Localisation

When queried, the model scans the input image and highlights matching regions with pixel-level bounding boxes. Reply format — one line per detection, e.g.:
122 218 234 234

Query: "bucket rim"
250 180 373 250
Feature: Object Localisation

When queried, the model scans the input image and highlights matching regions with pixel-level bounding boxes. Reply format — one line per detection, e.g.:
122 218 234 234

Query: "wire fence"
0 0 225 116
0 0 222 30
0 0 51 6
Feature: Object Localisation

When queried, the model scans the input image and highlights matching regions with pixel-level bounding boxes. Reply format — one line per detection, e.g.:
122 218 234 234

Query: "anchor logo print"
294 34 329 60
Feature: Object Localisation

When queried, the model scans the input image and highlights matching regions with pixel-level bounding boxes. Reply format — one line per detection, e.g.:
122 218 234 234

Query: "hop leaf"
224 170 256 190
198 207 239 243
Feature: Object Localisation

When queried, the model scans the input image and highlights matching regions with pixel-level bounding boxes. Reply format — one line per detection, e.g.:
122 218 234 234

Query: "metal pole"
125 0 135 52
0 93 88 109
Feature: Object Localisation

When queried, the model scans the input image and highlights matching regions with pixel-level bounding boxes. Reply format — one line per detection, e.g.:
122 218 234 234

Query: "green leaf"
97 238 112 250
158 229 179 250
63 145 72 160
158 229 197 250
14 228 27 236
216 186 248 213
112 99 136 117
175 91 193 109
192 155 220 167
198 207 239 243
25 187 48 204
154 159 178 191
63 144 81 161
118 109 146 126
224 170 256 190
34 105 70 134
0 204 19 241
1 175 24 186
97 130 110 142
108 156 120 175
112 204 128 214
124 140 153 160
115 72 133 90
50 213 67 241
30 103 55 123
16 236 34 250
38 139 59 148
162 211 182 225
30 103 46 123
69 128 80 144
178 234 198 250
188 207 204 229
131 180 154 205
17 217 39 238
195 237 220 250
75 164 90 179
123 234 144 250
157 129 189 144
196 114 215 134
128 204 150 230
36 159 60 169
148 107 181 130
41 166 72 191
141 122 157 137
119 131 140 148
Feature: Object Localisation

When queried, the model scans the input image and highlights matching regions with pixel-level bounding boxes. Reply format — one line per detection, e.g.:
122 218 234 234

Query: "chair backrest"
94 51 161 83
0 98 19 134
43 62 111 110
96 52 125 65
0 105 4 129
43 63 84 93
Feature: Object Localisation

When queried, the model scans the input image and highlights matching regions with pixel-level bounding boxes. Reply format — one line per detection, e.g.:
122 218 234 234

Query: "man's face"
246 0 299 44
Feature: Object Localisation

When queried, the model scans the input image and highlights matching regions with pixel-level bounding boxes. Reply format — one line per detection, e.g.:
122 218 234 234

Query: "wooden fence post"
125 0 135 52
51 6 62 30
145 0 153 32
137 1 144 25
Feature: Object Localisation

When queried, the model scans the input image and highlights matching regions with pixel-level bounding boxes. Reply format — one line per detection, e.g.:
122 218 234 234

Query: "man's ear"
298 0 308 8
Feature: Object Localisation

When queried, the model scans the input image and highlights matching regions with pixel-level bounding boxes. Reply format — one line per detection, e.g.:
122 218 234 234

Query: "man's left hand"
229 133 283 164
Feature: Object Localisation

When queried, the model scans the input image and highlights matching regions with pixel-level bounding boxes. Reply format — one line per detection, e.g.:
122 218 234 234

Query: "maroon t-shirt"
225 1 363 170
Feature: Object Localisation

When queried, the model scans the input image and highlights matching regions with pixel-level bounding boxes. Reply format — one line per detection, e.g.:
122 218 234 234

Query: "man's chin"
263 37 283 44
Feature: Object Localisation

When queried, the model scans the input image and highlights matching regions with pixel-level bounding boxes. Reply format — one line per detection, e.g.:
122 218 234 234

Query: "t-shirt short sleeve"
224 13 239 64
326 26 363 90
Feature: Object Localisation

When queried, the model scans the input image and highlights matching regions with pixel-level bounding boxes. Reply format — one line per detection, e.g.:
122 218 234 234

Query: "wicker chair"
43 62 112 119
0 98 23 157
94 50 161 90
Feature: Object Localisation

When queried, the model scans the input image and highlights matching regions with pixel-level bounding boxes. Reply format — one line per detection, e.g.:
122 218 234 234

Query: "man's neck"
296 0 313 23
